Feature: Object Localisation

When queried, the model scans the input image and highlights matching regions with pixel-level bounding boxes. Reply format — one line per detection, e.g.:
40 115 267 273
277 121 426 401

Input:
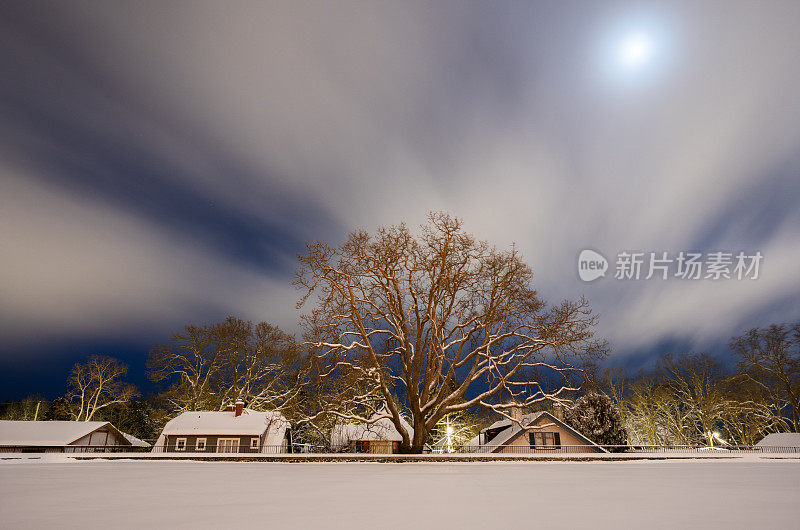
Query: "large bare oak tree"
67 355 138 421
295 213 607 453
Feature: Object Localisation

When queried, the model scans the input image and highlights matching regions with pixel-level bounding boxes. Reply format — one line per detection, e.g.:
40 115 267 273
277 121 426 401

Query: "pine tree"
566 392 628 449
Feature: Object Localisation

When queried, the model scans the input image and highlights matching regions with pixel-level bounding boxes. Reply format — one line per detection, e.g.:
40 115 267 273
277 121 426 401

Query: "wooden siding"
499 415 603 453
163 434 283 453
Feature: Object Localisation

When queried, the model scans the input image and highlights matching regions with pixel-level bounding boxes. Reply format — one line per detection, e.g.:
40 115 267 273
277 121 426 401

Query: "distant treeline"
2 216 798 449
2 319 797 447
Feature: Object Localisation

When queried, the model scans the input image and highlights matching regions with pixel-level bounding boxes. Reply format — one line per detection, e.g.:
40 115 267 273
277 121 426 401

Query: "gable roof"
755 432 800 447
154 408 289 447
476 411 607 453
0 420 132 447
121 432 151 447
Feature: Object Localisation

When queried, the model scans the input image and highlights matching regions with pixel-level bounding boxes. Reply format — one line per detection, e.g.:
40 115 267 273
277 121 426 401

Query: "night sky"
2 1 799 400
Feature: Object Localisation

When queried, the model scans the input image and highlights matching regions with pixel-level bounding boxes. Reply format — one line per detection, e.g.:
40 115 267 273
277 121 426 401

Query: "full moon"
618 33 653 68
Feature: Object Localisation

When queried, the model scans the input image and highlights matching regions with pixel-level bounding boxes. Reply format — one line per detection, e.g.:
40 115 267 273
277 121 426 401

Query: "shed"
755 433 800 452
330 414 414 454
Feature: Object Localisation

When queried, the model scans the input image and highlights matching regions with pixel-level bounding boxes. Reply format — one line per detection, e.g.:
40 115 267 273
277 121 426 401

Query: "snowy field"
1 459 799 529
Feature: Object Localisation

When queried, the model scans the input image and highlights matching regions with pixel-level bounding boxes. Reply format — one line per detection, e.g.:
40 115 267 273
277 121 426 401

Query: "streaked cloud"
1 0 799 373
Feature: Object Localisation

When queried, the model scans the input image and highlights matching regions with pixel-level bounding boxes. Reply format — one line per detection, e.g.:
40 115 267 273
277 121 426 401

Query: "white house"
153 401 290 453
0 420 148 453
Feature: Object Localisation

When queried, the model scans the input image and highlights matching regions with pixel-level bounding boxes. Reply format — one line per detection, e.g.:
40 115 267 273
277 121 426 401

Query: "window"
355 440 370 453
196 438 206 451
250 437 259 450
217 438 239 453
529 431 561 449
175 438 187 451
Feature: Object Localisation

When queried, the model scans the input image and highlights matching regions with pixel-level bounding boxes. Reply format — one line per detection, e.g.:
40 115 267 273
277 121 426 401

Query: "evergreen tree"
44 397 72 421
566 392 628 449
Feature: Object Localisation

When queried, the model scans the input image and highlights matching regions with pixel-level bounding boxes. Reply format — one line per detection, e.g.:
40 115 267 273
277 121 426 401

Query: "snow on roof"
155 408 289 447
484 418 513 431
0 420 129 446
755 433 800 447
474 411 607 453
330 415 413 448
121 432 151 447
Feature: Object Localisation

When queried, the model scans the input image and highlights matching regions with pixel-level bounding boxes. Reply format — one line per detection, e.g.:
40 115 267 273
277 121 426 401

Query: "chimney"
509 404 523 424
552 403 564 422
225 403 235 412
235 400 244 417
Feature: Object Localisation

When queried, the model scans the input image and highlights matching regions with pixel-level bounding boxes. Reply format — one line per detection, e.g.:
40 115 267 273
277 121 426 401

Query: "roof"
755 432 800 447
0 420 131 447
474 411 607 453
330 415 413 448
121 432 151 447
154 408 289 448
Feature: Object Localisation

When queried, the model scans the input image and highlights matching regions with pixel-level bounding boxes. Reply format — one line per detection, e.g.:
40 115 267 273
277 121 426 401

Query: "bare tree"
597 367 633 445
295 213 607 453
1 396 48 421
658 353 732 446
625 371 670 445
66 355 138 421
720 375 788 445
148 317 300 414
731 322 800 432
430 410 484 452
148 323 219 411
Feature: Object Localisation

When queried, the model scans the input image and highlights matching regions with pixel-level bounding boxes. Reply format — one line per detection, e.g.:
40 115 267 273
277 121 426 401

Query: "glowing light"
596 14 674 88
618 33 653 67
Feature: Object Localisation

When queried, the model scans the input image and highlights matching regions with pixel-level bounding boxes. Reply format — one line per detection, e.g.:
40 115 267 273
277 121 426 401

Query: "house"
330 414 414 454
0 420 147 453
153 401 290 453
467 409 607 454
755 432 800 452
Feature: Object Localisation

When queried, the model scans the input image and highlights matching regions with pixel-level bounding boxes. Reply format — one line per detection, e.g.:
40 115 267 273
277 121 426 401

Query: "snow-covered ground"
1 459 798 529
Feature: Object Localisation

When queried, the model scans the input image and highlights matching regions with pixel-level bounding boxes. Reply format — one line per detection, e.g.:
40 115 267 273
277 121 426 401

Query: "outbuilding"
330 414 414 454
755 432 800 452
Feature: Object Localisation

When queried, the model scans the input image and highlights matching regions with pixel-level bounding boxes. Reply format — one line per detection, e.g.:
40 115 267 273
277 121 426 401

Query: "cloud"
1 0 799 364
0 169 300 344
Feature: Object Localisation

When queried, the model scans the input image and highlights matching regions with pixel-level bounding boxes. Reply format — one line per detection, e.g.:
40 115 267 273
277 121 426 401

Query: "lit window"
175 438 187 451
529 432 561 448
196 438 206 451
